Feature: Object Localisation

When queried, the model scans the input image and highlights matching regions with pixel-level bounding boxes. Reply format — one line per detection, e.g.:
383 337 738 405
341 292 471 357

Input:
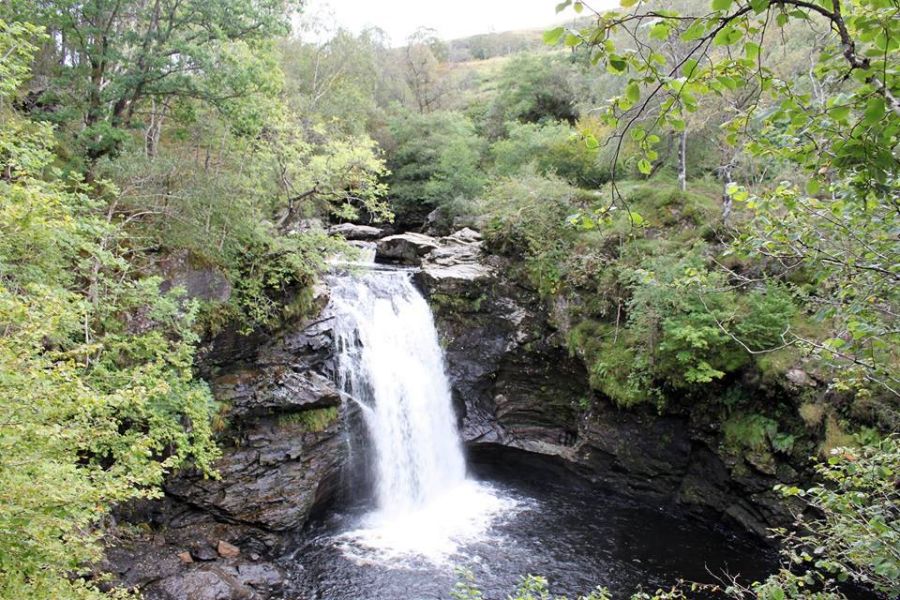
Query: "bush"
490 120 608 187
385 110 487 222
476 172 580 295
778 437 900 597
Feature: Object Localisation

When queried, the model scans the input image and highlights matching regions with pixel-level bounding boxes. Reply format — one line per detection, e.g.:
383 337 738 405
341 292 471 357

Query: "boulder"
416 228 492 285
151 567 252 600
786 368 817 387
445 227 482 244
159 251 231 303
376 233 440 264
328 223 384 241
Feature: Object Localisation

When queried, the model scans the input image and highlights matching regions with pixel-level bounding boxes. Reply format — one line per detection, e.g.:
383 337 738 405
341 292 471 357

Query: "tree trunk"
721 164 733 224
678 130 687 192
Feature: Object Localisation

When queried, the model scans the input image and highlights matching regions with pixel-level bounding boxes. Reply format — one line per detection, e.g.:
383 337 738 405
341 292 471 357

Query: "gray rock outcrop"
328 223 384 240
414 229 794 537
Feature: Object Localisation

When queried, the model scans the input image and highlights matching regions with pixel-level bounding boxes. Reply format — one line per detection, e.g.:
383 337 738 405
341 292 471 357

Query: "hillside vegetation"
0 0 897 598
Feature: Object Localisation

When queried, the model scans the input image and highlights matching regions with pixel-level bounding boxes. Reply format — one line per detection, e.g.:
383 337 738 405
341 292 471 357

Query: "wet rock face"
165 414 345 531
416 229 791 537
110 309 350 598
167 316 346 532
412 233 587 456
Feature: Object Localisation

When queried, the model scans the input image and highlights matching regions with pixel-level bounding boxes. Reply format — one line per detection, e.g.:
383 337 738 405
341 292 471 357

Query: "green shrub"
490 121 608 187
385 110 487 220
279 407 339 432
477 172 579 296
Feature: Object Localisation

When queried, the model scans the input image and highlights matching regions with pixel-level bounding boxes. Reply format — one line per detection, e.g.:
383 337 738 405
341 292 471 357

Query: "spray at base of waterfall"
334 480 524 566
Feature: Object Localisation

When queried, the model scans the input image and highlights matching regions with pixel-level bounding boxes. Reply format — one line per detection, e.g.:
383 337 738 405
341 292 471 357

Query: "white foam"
336 481 520 566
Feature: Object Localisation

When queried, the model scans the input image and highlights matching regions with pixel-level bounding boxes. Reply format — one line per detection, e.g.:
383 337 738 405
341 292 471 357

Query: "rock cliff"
106 289 349 599
403 229 795 538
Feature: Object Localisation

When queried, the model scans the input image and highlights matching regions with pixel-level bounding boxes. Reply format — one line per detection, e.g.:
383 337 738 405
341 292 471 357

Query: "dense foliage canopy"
0 0 896 597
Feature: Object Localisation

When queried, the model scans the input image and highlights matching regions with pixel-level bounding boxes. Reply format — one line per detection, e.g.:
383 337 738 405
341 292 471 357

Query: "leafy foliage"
2 0 300 162
777 437 900 597
386 110 487 221
0 22 218 597
552 0 898 401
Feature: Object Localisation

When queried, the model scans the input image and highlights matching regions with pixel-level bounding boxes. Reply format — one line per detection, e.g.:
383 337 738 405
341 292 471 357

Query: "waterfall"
326 263 514 562
329 268 467 515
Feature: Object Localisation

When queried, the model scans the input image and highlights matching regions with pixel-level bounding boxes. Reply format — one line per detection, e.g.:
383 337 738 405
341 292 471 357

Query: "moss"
798 402 826 429
723 412 798 462
430 292 486 314
724 413 775 453
567 320 647 408
820 415 855 456
279 407 339 432
282 285 318 321
756 347 797 382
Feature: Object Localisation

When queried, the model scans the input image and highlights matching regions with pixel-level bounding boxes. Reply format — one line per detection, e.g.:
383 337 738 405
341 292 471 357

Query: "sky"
299 0 614 45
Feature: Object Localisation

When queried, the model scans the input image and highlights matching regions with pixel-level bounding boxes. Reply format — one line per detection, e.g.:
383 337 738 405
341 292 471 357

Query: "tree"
281 27 392 136
4 0 299 163
385 110 486 222
486 53 580 137
551 0 898 400
1 20 219 597
403 27 450 113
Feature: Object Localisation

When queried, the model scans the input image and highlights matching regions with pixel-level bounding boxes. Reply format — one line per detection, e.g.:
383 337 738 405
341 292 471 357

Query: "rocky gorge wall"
106 224 800 599
395 228 797 539
105 284 352 599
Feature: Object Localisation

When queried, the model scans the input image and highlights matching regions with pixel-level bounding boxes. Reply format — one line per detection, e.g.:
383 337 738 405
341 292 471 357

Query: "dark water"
281 457 777 600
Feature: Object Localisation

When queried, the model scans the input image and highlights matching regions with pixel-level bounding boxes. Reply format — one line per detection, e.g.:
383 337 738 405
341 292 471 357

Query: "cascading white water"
329 268 467 514
327 263 515 562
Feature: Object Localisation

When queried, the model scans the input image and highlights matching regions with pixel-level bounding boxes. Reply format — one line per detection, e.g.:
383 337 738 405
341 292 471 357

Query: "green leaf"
637 158 652 175
625 82 641 103
649 23 670 41
726 183 749 201
744 41 760 60
681 20 706 42
620 0 639 7
806 179 820 195
608 55 628 73
555 0 572 12
683 58 699 77
711 0 733 10
829 105 851 122
862 97 885 125
713 26 743 46
629 211 645 226
584 133 600 149
543 27 565 45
